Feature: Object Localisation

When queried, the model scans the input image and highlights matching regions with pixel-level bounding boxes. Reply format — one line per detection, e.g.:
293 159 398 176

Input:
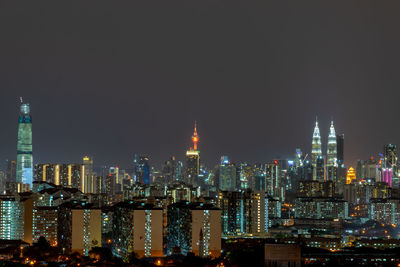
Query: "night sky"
1 1 400 170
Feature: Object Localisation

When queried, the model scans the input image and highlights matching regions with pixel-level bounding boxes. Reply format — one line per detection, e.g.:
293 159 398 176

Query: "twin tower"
311 118 339 181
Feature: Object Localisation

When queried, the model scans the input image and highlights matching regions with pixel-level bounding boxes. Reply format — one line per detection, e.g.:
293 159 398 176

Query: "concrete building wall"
133 209 163 258
71 209 102 255
191 209 221 258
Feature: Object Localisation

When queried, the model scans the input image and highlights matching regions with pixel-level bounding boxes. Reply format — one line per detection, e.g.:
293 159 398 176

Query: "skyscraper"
383 144 397 170
185 122 200 185
219 156 237 191
82 156 94 193
327 121 337 167
134 155 150 184
326 121 337 181
16 101 33 189
311 118 322 180
6 160 16 183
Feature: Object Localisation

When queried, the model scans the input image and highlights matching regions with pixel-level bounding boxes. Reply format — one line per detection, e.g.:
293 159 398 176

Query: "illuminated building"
311 118 322 180
32 206 58 246
294 148 303 168
219 156 237 191
217 190 270 236
384 144 397 170
369 198 400 225
326 121 337 181
185 122 200 186
265 161 281 199
346 167 356 184
238 163 254 190
166 201 221 258
297 159 313 181
0 194 33 244
0 196 23 240
326 121 337 167
112 201 163 259
356 159 366 181
33 186 85 207
316 156 325 182
6 160 16 183
382 144 397 188
254 163 266 191
134 155 150 185
295 197 348 220
58 201 102 256
16 101 33 190
82 156 95 193
162 156 178 183
167 182 198 203
298 181 334 198
34 163 84 190
382 168 393 187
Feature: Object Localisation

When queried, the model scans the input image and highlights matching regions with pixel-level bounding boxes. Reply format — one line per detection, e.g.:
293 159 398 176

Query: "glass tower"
16 102 33 187
327 121 337 167
311 118 322 180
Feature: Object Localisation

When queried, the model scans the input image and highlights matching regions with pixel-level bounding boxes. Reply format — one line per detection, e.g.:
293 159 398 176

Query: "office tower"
384 144 397 170
16 101 33 189
6 160 16 183
175 161 184 181
112 201 163 259
238 163 254 190
297 159 313 181
185 122 200 185
162 156 177 184
336 134 344 167
134 155 150 185
327 121 337 167
311 118 322 180
294 149 303 168
265 161 281 198
166 201 221 257
82 156 94 193
316 156 325 182
383 144 397 188
336 134 345 186
58 201 102 255
326 121 337 182
219 156 237 191
253 164 266 191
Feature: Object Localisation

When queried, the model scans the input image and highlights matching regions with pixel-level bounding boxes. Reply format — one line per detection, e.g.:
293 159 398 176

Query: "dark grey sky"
0 1 399 169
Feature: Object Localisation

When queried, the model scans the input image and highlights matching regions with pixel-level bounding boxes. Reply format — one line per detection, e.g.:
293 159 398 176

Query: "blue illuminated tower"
16 100 33 188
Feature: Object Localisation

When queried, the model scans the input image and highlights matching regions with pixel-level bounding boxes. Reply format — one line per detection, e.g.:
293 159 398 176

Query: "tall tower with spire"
16 98 33 190
192 121 199 151
186 121 200 186
327 121 337 167
311 118 322 180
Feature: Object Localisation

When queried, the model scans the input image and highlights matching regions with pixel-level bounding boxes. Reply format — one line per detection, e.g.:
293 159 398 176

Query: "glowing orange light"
346 167 356 184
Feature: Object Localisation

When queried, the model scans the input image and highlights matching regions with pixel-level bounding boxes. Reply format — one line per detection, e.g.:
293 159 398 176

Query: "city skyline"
0 99 397 170
1 2 400 170
1 2 400 265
